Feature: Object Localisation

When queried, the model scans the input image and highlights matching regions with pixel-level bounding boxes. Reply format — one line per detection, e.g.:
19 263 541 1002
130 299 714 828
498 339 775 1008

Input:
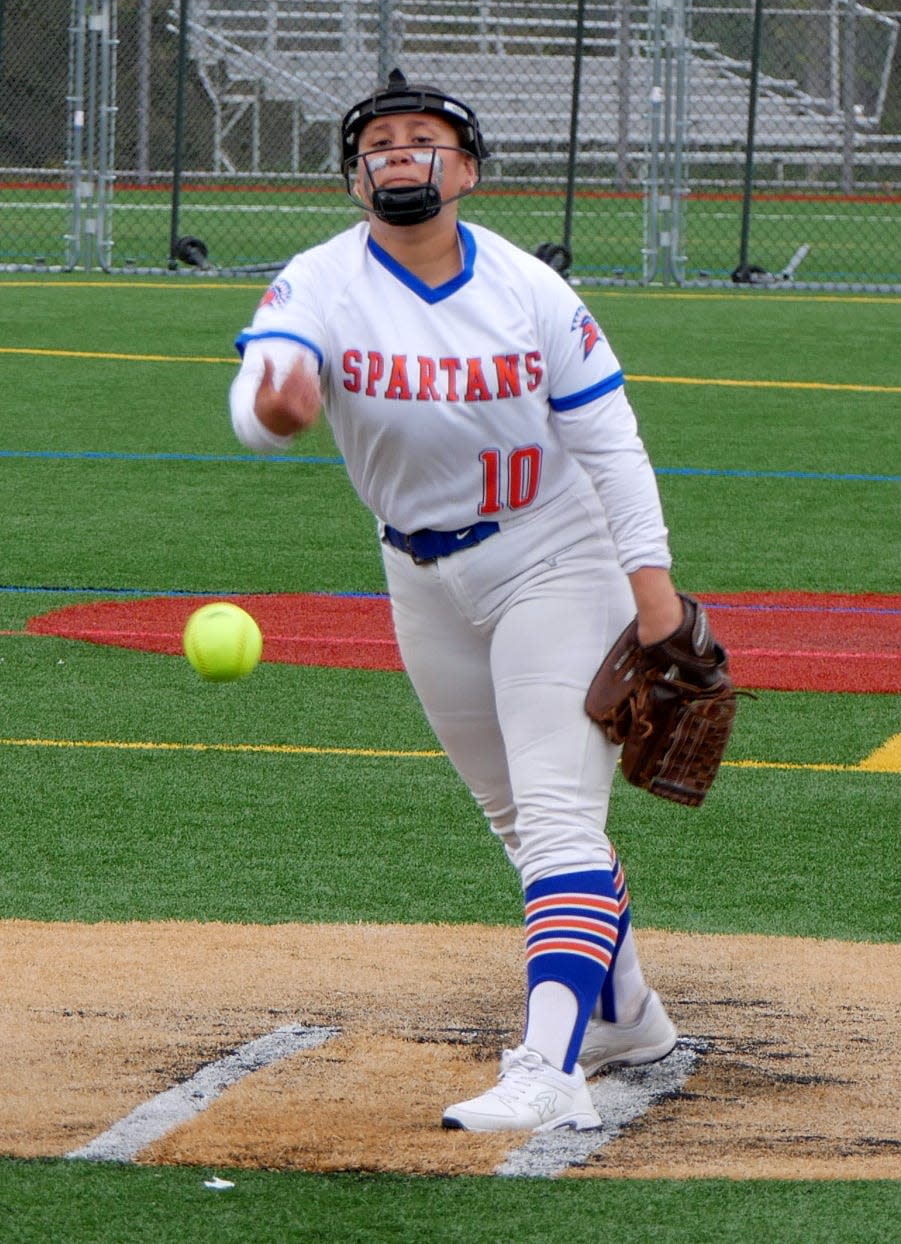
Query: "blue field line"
1 585 897 614
0 584 390 599
702 601 901 614
655 466 899 483
0 447 897 482
0 448 344 466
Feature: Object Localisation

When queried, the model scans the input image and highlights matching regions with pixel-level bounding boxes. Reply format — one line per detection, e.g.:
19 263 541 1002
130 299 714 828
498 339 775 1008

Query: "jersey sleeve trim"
235 330 323 368
549 370 625 412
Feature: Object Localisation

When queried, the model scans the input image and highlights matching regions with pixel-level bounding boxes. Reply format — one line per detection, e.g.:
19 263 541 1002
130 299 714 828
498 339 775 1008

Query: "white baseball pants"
380 483 636 890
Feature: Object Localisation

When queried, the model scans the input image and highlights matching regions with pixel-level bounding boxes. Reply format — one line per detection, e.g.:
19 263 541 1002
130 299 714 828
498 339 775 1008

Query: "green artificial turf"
0 636 896 935
0 1161 898 1244
0 279 897 1239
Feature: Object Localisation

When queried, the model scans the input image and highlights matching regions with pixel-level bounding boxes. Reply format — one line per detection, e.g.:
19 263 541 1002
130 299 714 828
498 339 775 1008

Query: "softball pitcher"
230 69 679 1132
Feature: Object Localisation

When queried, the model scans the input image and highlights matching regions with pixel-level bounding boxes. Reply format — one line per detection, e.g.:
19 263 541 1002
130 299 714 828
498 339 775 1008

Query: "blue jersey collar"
366 224 476 304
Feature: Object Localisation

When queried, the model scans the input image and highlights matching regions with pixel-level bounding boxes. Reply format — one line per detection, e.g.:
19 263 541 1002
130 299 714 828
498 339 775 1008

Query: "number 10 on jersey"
479 445 543 515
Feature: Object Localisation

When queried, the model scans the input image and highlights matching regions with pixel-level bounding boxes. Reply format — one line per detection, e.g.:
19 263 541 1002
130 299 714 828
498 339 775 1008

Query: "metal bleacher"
172 0 898 179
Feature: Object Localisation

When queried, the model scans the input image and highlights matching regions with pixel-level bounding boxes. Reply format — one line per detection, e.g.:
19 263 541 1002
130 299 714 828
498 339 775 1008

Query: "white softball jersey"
230 220 671 576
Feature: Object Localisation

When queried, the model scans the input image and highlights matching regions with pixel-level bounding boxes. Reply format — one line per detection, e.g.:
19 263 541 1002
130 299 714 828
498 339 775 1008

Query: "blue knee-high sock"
599 849 632 1023
524 869 620 1073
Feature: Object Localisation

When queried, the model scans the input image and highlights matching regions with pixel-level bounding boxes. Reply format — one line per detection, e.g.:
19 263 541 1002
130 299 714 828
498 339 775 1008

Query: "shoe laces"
492 1045 549 1104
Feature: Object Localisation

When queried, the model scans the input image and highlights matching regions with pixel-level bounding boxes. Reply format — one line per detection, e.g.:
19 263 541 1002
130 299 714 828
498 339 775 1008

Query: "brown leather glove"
586 594 745 806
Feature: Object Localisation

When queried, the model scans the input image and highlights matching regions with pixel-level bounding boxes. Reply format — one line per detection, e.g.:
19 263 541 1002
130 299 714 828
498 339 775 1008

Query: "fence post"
842 0 858 194
734 0 765 281
616 0 632 192
643 0 664 284
95 0 117 270
66 0 86 269
136 0 151 184
378 0 394 83
168 0 190 269
562 0 587 261
667 0 690 283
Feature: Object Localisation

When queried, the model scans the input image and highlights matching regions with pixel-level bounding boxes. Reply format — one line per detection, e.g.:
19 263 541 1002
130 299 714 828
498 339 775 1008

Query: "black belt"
383 520 500 564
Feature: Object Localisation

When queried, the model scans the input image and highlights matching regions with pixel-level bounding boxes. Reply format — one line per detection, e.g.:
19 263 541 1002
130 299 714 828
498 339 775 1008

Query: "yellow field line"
0 736 443 759
0 735 895 772
1 280 898 305
595 291 901 305
626 374 901 394
725 759 860 772
856 733 901 772
1 345 896 393
0 346 234 365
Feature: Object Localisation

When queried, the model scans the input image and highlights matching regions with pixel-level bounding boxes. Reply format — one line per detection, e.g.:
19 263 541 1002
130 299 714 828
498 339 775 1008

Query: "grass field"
2 182 899 284
0 273 898 1242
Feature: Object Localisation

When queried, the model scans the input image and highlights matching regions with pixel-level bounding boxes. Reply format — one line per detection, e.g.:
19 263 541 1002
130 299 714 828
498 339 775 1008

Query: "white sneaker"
441 1045 602 1133
577 989 677 1078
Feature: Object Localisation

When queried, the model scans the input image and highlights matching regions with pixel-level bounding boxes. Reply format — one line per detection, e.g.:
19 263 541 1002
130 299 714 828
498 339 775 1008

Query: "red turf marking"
26 594 404 673
24 590 901 693
700 591 901 692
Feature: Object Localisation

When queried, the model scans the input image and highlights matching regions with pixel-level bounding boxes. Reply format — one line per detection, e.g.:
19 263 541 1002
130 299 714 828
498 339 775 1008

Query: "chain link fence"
0 0 898 287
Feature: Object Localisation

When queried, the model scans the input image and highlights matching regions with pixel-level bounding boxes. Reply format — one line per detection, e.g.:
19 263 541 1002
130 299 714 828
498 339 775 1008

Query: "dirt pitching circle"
2 921 897 1178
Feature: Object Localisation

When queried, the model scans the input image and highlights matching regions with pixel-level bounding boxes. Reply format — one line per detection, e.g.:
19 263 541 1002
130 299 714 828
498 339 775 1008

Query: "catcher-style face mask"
341 68 489 226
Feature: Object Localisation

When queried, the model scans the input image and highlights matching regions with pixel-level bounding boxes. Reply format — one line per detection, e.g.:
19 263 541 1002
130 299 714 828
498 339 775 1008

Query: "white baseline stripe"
67 1023 339 1163
496 1040 702 1177
1 202 353 217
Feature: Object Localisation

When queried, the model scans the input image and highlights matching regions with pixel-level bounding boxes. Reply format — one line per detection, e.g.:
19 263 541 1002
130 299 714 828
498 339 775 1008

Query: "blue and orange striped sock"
523 869 620 1073
599 849 634 1023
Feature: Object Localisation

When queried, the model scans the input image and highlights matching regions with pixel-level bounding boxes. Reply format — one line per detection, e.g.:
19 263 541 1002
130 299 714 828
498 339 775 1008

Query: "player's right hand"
254 354 322 437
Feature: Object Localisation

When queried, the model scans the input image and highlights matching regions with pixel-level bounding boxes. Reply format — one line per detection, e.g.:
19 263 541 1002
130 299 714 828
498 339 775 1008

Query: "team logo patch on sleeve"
259 278 292 309
570 305 604 359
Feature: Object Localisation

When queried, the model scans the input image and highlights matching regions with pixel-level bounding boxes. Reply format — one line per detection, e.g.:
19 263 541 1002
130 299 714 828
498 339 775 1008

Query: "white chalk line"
496 1039 703 1177
67 1023 339 1163
66 1026 700 1174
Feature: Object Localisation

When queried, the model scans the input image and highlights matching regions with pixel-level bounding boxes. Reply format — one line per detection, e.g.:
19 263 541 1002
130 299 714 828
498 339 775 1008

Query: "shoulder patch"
259 277 292 309
570 304 604 359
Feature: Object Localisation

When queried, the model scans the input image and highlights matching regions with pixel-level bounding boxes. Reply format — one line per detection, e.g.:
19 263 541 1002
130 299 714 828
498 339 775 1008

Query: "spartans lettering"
342 349 543 401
